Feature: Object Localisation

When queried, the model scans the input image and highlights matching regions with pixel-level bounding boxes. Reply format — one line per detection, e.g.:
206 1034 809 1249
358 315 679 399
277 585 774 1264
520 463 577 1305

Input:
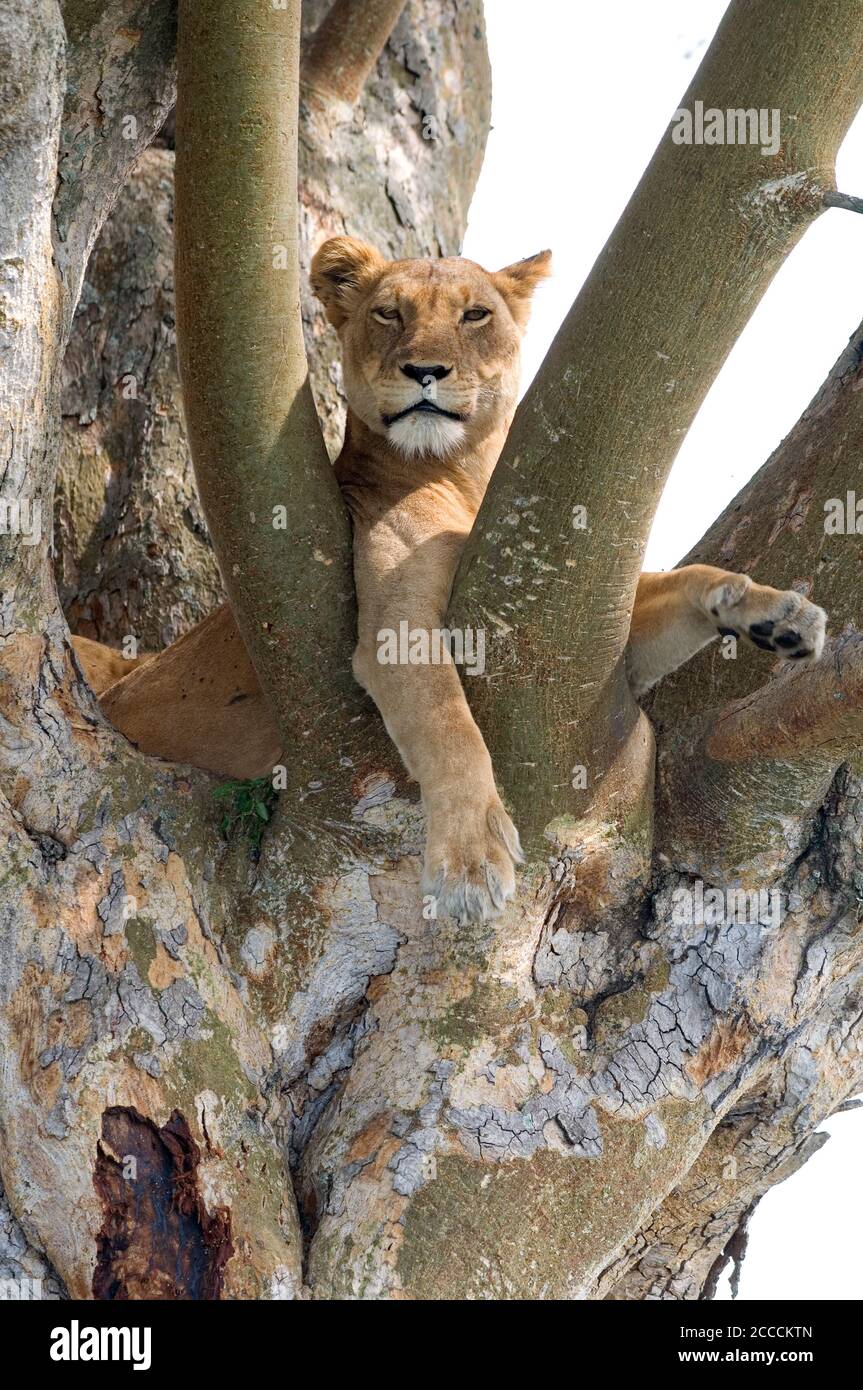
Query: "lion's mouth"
382 399 465 427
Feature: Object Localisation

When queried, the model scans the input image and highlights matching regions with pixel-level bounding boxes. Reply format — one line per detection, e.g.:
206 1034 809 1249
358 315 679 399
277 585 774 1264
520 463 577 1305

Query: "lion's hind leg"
71 633 152 695
72 608 281 779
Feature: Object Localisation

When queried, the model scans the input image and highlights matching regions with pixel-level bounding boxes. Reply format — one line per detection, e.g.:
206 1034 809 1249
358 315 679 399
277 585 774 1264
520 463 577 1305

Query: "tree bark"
55 148 223 650
2 0 863 1303
649 316 863 724
303 0 407 105
1 0 302 1300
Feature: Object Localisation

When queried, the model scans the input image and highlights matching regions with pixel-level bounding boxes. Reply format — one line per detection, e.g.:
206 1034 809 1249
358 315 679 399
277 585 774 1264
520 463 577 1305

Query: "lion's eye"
462 307 491 323
372 307 401 324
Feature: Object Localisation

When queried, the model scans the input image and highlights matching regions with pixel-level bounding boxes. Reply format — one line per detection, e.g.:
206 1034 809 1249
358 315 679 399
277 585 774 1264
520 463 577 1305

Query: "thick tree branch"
650 317 863 727
56 148 224 649
656 636 863 879
302 0 407 106
699 637 863 765
0 0 65 623
1 4 304 1300
604 972 863 1301
175 0 360 789
604 766 863 1300
646 303 863 875
449 0 863 846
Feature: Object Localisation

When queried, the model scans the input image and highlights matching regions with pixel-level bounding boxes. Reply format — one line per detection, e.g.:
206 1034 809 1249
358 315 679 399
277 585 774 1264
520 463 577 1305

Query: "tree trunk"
55 147 223 650
2 0 863 1303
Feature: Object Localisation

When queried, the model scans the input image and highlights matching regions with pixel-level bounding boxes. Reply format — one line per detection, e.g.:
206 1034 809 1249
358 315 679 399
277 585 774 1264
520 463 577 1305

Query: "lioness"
74 237 826 922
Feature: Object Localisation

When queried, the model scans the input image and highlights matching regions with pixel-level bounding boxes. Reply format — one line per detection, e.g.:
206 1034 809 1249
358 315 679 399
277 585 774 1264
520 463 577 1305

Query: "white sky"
463 0 863 1301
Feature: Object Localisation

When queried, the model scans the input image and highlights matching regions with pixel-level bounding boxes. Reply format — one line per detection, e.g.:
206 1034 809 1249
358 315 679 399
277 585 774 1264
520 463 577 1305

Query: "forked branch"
449 0 863 843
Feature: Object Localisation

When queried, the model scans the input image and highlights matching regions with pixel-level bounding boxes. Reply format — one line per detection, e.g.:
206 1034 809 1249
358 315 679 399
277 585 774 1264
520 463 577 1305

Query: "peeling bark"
295 761 863 1298
0 1177 67 1300
1 0 301 1302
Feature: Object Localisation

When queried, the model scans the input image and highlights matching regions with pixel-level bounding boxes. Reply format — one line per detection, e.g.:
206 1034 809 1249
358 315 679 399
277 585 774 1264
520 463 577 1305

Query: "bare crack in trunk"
92 1106 234 1300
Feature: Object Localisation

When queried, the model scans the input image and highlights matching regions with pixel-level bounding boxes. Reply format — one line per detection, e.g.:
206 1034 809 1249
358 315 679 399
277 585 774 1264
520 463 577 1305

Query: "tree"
1 0 862 1300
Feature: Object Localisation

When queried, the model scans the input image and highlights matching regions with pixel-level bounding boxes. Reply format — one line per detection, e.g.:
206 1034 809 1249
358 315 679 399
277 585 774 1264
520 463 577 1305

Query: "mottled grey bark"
1 0 302 1300
0 1178 67 1300
603 764 863 1299
607 321 863 1294
56 148 222 649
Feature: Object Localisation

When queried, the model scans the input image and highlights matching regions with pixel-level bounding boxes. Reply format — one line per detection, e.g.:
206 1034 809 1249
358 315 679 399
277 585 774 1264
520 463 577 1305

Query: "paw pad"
707 580 826 667
746 622 811 658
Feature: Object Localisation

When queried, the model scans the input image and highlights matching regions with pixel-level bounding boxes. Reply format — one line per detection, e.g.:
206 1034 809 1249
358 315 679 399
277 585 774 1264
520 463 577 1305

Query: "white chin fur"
387 413 466 459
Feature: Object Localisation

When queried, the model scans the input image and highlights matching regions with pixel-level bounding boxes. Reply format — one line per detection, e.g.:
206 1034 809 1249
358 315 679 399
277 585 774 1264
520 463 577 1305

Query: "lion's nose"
400 363 452 383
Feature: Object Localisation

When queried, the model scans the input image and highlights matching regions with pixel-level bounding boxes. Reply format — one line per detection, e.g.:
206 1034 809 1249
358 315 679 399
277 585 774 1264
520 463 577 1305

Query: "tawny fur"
70 634 153 695
73 238 827 922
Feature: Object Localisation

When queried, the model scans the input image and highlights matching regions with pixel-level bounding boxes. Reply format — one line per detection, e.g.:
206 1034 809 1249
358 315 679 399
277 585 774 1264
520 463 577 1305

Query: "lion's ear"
311 237 388 328
492 250 552 328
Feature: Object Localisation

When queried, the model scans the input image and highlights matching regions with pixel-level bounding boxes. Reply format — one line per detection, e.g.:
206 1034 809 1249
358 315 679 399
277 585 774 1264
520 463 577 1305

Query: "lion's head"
310 237 551 460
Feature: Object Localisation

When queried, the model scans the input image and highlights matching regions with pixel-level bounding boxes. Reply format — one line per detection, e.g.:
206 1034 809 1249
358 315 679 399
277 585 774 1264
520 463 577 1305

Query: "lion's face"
311 238 551 460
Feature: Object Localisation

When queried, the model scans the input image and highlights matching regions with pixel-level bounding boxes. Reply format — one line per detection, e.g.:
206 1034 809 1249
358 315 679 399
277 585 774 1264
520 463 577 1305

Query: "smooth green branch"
175 0 359 789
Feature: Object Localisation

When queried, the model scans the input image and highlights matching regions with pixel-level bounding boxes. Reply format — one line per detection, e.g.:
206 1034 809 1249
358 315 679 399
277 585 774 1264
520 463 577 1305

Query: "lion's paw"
422 796 523 924
706 578 826 665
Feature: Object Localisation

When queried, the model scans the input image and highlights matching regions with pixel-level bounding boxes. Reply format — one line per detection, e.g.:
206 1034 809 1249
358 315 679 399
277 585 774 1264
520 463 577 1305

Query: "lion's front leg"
353 636 522 922
627 563 827 696
350 517 523 923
